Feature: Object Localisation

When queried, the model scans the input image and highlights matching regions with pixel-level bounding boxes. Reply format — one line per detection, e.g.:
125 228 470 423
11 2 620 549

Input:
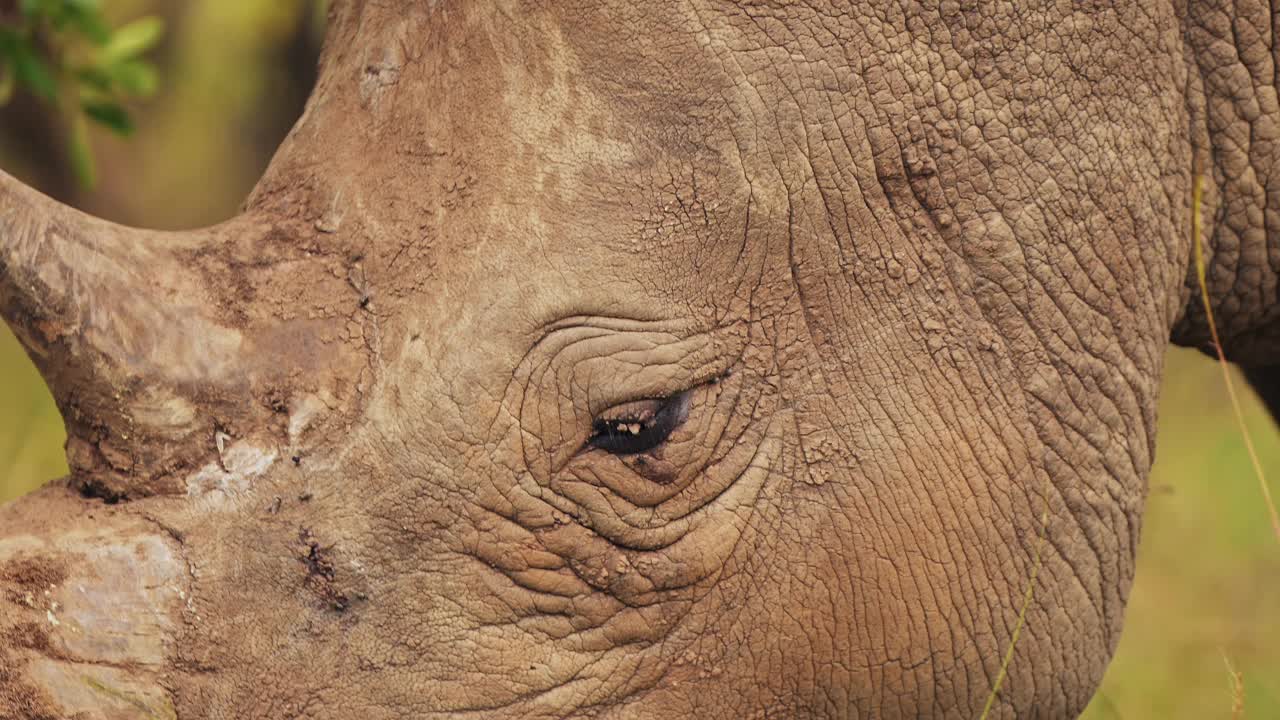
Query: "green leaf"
19 0 43 19
59 2 111 45
67 111 95 188
99 16 163 63
0 65 15 106
108 59 158 96
10 43 57 100
0 28 23 104
81 99 132 135
74 64 112 92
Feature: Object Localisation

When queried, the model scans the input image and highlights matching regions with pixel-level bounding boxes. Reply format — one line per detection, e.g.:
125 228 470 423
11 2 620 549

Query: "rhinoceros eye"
588 391 691 455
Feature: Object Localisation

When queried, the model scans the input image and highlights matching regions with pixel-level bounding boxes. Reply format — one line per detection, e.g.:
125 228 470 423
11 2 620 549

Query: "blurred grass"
0 329 68 497
1 2 1278 717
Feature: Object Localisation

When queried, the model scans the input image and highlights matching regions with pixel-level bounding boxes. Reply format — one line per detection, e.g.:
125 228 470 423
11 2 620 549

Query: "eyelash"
587 392 691 455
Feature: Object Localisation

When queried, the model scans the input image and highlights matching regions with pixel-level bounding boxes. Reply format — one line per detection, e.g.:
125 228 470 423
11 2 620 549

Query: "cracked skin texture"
1 0 1279 717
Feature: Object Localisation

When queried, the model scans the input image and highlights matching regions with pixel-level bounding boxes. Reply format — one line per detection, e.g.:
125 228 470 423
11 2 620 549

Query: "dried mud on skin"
0 556 71 720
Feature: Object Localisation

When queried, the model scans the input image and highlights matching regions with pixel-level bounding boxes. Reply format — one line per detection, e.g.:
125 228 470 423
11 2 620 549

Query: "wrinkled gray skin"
0 1 1277 718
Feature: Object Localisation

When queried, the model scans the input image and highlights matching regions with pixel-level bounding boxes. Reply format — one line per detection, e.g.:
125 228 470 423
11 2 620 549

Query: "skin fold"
0 1 1277 718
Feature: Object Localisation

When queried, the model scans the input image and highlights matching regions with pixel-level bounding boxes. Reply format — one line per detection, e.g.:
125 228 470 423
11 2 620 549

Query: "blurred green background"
0 2 1277 717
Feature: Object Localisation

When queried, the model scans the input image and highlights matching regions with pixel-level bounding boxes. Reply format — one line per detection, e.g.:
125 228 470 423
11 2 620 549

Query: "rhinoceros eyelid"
587 390 692 456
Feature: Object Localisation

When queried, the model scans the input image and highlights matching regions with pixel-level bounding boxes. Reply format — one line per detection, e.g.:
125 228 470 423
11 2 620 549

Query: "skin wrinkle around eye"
557 374 751 527
556 407 754 541
516 329 700 479
516 319 748 466
552 437 763 550
482 313 772 608
537 428 781 597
